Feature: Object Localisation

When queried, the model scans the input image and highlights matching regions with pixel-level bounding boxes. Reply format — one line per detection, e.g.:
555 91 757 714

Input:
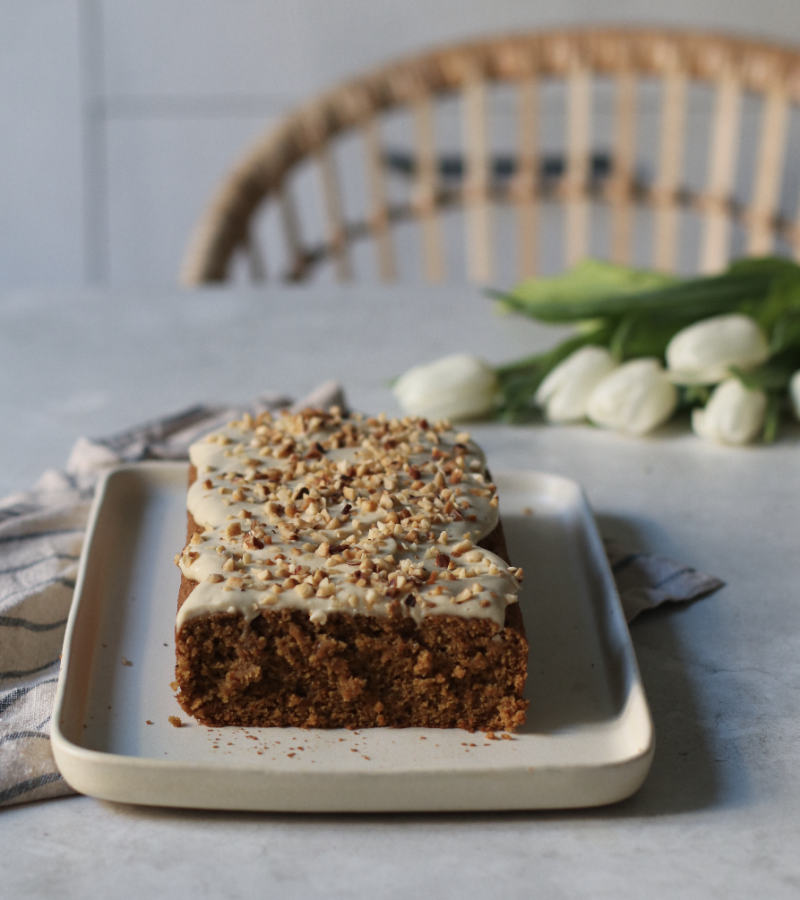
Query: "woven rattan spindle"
462 67 493 283
277 182 307 281
362 117 397 280
652 48 688 273
412 92 446 281
244 226 267 282
700 67 742 273
564 56 592 267
608 66 637 264
514 72 540 278
315 144 353 281
747 85 788 255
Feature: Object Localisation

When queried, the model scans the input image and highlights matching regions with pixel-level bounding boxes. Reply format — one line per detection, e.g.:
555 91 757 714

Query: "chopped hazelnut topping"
178 411 519 632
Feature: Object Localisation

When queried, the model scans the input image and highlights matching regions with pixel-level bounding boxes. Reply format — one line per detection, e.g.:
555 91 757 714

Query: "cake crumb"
121 657 133 667
522 507 533 516
145 720 153 725
501 733 513 741
168 716 183 728
485 731 497 740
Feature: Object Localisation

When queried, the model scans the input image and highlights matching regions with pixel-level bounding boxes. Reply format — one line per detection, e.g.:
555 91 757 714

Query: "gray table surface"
2 285 799 899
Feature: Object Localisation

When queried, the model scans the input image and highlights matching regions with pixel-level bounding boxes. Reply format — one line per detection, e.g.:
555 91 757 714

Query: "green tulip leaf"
726 256 800 279
679 384 712 408
492 269 774 324
769 307 800 354
730 347 800 391
507 259 677 308
762 393 783 444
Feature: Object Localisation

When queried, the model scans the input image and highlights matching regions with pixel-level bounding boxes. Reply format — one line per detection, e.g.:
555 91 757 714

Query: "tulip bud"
534 346 618 422
691 378 767 445
586 358 678 436
393 354 498 421
791 370 800 422
665 313 769 385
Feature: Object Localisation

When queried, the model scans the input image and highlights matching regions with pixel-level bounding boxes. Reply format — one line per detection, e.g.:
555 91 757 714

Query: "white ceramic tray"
52 462 654 812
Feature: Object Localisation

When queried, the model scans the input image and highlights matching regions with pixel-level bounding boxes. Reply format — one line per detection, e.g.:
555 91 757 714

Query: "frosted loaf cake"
174 407 528 731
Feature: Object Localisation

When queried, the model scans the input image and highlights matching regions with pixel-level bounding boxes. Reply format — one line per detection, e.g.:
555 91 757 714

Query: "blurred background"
3 0 800 290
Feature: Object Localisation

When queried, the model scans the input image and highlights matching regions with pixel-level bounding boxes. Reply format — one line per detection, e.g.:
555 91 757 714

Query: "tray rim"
51 461 655 812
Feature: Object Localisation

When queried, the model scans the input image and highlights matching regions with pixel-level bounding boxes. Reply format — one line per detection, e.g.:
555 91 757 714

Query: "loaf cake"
174 407 528 731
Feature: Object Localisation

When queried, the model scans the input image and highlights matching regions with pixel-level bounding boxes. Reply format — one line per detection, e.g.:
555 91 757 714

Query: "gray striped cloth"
0 384 723 807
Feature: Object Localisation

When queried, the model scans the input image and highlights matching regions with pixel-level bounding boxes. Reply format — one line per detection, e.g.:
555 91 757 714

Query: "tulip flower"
665 313 769 385
393 354 498 421
691 378 767 445
586 358 678 436
534 346 618 422
791 370 800 422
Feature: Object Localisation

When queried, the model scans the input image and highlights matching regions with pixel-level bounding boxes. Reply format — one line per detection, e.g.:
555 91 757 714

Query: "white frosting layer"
176 408 522 631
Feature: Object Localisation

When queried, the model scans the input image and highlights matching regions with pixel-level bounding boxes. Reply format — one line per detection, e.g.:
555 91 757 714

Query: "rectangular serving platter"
52 462 654 812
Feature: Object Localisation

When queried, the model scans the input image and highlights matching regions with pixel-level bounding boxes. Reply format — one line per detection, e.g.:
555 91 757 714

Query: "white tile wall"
101 0 316 101
0 0 84 286
4 0 800 288
105 115 277 284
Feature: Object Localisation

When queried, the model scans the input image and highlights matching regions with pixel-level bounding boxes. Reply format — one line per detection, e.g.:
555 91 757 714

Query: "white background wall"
3 0 800 289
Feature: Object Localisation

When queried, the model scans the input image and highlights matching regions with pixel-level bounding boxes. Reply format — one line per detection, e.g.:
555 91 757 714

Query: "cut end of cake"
175 606 527 732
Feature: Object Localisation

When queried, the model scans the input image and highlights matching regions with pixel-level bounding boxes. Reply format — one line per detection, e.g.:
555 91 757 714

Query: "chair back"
181 29 800 285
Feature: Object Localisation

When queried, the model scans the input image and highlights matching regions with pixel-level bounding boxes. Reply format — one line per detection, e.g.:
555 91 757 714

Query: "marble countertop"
2 284 800 899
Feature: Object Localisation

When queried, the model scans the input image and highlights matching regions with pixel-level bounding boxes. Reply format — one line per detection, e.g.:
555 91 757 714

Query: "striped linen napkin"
0 385 723 808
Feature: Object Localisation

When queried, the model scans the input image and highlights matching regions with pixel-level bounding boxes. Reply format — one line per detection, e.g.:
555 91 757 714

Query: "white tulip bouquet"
394 256 800 444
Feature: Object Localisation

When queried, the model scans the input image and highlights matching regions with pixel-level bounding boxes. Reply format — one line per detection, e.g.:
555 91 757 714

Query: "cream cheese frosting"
175 407 522 631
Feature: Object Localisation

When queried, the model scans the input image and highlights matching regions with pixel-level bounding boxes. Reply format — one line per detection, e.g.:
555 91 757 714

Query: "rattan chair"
181 28 800 286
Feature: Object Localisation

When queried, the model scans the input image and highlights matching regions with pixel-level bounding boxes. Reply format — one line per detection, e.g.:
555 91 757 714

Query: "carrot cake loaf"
174 407 528 731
